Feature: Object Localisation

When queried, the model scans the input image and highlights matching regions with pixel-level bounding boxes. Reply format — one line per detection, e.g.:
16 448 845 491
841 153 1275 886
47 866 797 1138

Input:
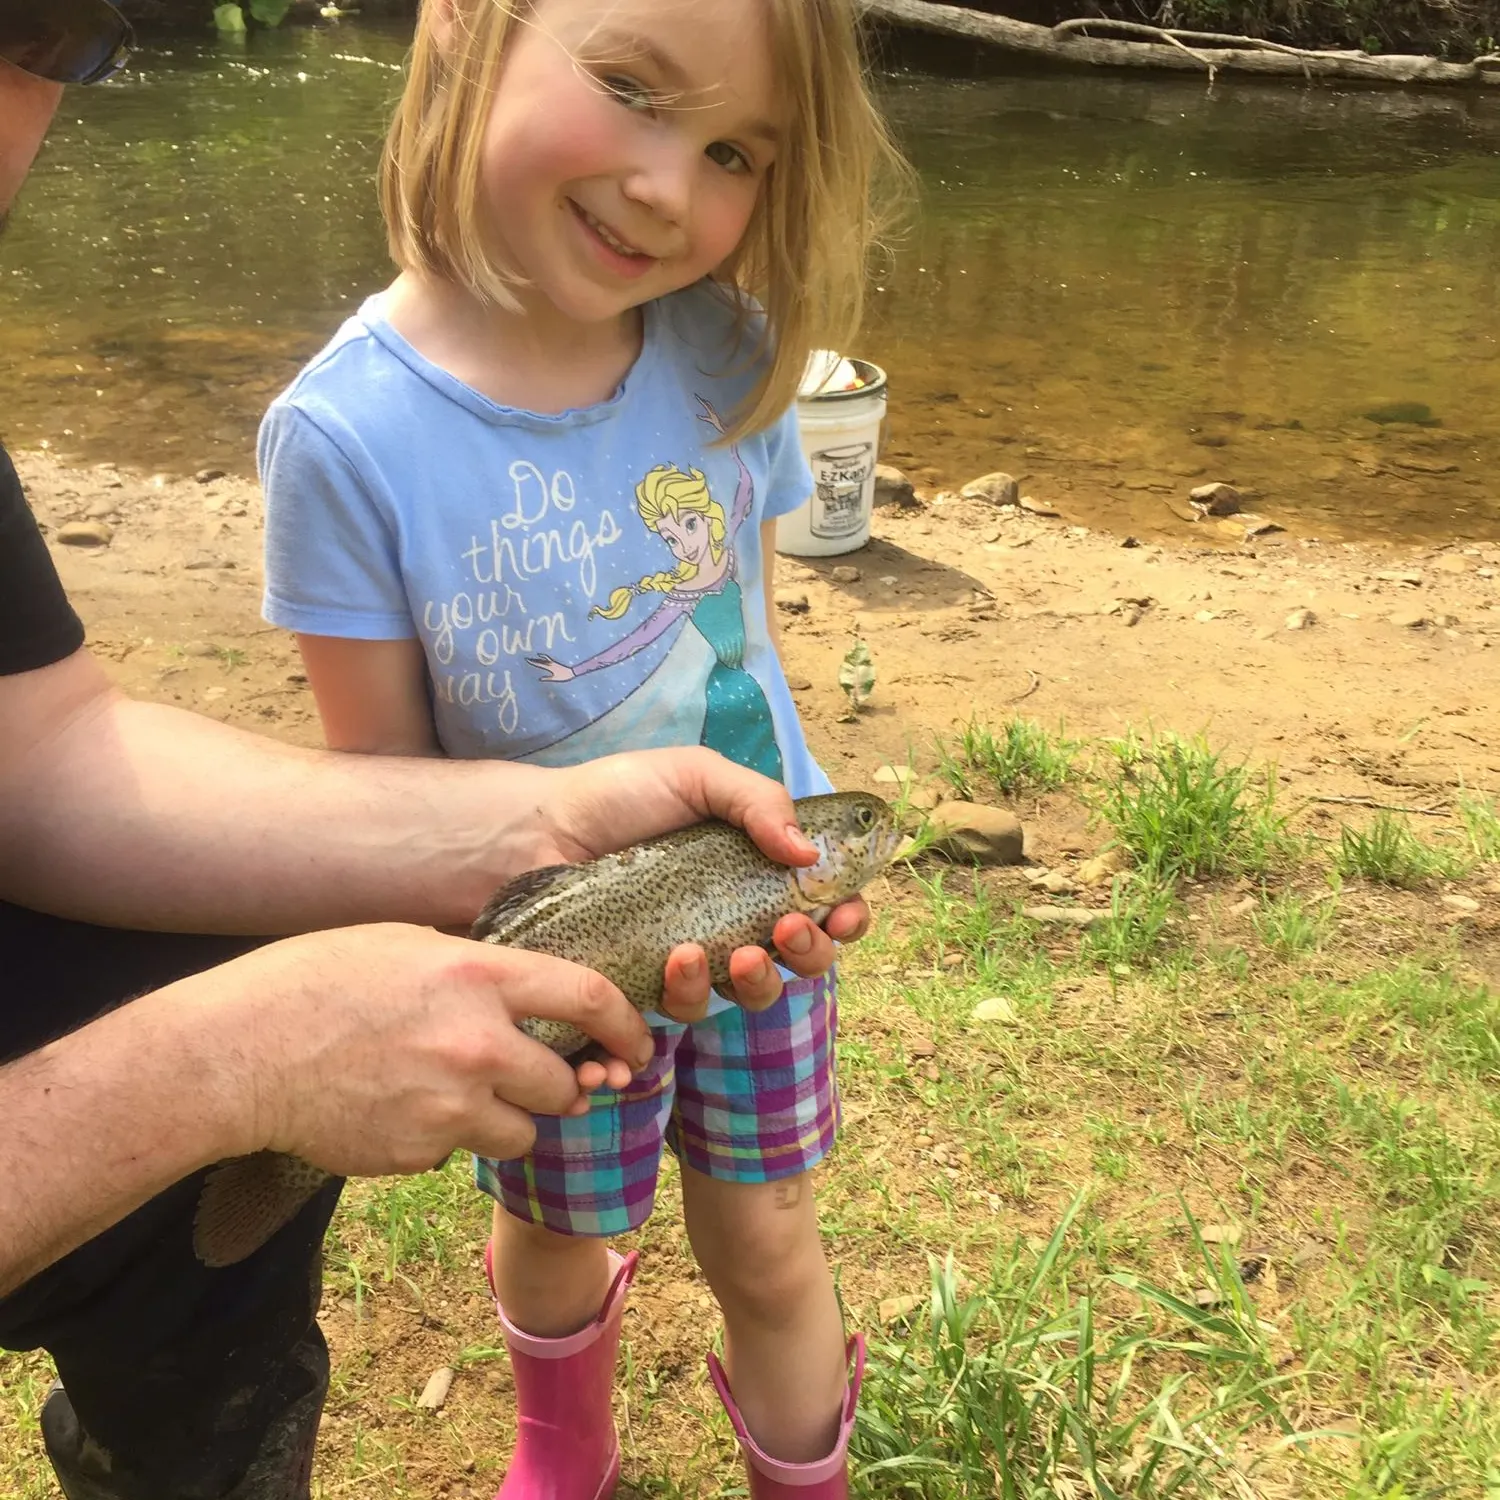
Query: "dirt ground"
20 447 1500 825
11 447 1500 1494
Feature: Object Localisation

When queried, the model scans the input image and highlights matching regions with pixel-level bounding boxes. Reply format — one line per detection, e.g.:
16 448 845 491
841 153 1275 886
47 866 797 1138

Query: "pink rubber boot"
485 1240 638 1500
707 1334 865 1498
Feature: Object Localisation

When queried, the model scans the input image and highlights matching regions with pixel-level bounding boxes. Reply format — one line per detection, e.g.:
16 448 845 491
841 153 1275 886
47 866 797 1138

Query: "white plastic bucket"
775 356 888 558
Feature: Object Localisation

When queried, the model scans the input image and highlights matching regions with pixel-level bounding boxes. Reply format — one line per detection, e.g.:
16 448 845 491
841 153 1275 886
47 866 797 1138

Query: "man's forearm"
0 686 553 934
0 987 249 1297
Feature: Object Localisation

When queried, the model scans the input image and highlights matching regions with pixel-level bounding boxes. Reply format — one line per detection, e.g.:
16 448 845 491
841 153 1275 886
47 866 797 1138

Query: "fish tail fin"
192 1151 331 1268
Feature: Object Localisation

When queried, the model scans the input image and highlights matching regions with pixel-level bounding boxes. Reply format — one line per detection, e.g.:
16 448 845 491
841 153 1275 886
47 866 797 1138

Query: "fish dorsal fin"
471 862 594 943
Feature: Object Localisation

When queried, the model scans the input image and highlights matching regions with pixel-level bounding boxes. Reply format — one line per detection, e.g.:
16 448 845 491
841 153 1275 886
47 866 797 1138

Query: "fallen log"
859 0 1500 86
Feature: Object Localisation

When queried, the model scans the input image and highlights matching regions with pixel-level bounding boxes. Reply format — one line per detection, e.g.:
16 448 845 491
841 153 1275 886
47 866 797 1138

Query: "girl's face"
473 0 781 329
657 509 715 569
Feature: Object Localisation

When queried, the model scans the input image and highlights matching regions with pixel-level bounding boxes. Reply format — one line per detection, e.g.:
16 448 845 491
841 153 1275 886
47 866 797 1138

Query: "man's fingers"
662 944 711 1024
770 914 838 978
486 948 653 1071
676 750 820 868
464 1098 541 1163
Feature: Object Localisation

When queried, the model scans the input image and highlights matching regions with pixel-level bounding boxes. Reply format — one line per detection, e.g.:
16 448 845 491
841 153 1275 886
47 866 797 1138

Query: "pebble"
970 997 1017 1023
1440 893 1481 915
56 521 113 547
416 1367 455 1411
1036 870 1077 896
181 641 219 658
873 465 918 509
1434 554 1471 574
1375 570 1423 586
194 467 227 484
927 801 1025 866
879 1294 924 1325
85 498 118 520
1018 495 1059 518
774 589 810 614
1076 849 1129 887
830 565 862 584
960 471 1020 507
1389 611 1429 629
1228 895 1257 917
1022 905 1104 929
1189 482 1242 516
785 675 812 692
873 763 914 786
1200 1223 1243 1246
1285 608 1315 631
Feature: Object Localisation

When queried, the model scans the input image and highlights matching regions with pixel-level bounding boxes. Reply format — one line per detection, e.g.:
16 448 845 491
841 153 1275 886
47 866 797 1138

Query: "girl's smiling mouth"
569 201 658 275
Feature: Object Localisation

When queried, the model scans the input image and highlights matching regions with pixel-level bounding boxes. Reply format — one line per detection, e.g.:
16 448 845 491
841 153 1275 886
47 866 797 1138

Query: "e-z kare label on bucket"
808 442 876 539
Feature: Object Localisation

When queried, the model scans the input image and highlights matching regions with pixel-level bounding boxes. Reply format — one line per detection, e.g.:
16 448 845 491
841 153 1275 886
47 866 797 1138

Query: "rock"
1194 609 1219 623
1076 849 1130 887
879 1294 925 1326
1037 871 1076 896
1375 570 1423 587
907 784 942 813
830 565 862 585
971 996 1017 1023
1189 482 1242 516
1434 554 1471 574
873 465 918 509
85 499 118 520
1121 535 1141 548
1228 895 1257 917
1022 905 1104 929
873 763 914 786
928 802 1025 866
785 675 812 691
181 641 219 658
1200 1223 1243 1246
907 1038 937 1060
1441 893 1480 915
960 472 1020 508
1285 608 1315 631
1018 495 1059 518
194 467 227 484
1363 401 1438 426
55 521 113 547
774 589 810 614
415 1367 455 1411
1389 611 1429 629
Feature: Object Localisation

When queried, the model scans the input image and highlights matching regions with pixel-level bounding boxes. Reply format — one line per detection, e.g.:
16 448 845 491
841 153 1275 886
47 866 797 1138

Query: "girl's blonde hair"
380 0 911 441
589 464 726 619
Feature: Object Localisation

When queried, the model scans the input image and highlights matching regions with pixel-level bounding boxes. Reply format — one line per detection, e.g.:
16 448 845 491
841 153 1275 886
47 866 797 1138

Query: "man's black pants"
0 906 345 1499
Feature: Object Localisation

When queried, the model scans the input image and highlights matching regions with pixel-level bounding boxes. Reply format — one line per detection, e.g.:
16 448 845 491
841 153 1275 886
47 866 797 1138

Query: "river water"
4 20 1500 542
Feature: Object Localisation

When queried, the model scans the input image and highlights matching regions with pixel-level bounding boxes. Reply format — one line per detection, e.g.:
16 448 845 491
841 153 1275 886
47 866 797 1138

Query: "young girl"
259 1 905 1495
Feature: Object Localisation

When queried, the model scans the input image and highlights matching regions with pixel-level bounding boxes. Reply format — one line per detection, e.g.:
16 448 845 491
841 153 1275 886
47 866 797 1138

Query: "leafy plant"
1334 812 1462 888
935 716 1077 801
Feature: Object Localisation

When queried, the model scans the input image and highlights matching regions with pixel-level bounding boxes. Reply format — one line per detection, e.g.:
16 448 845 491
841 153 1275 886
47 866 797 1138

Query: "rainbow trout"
192 793 899 1268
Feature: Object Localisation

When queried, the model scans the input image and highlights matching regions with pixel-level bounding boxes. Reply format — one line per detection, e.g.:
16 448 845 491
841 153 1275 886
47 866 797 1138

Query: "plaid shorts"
475 973 840 1237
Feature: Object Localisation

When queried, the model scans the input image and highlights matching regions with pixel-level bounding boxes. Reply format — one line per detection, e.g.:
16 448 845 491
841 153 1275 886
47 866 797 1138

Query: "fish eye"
856 805 874 830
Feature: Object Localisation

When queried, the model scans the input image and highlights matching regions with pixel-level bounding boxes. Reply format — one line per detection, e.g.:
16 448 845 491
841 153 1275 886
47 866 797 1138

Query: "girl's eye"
601 74 653 111
706 140 752 175
685 516 698 530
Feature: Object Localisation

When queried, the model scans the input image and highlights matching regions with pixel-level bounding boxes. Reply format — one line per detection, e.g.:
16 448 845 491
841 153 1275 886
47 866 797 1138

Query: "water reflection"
2 22 1499 541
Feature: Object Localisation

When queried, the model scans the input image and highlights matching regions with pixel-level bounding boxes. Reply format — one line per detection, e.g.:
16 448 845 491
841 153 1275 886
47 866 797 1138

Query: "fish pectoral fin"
470 862 594 942
192 1151 331 1268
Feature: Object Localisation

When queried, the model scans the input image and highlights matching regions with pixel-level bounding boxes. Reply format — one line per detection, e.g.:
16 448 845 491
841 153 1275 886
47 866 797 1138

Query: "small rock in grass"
907 1038 937 1060
416 1367 455 1411
873 763 914 786
928 802 1025 866
879 1294 924 1325
1023 905 1104 929
1441 893 1480 915
1076 849 1130 887
1285 608 1315 631
1228 896 1257 917
970 997 1017 1023
1200 1223 1243 1246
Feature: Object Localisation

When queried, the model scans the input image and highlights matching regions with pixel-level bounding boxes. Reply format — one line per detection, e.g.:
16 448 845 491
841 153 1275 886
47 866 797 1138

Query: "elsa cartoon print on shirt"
526 399 783 782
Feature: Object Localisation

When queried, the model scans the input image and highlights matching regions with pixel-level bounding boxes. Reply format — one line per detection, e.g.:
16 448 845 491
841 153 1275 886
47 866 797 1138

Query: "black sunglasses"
0 0 134 85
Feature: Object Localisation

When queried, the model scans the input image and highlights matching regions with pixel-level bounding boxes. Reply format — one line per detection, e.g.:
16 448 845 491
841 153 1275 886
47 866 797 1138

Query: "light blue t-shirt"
259 279 832 818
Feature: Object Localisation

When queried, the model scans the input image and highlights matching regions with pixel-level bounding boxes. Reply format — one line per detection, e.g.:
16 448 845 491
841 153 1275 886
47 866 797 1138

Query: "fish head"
792 792 901 907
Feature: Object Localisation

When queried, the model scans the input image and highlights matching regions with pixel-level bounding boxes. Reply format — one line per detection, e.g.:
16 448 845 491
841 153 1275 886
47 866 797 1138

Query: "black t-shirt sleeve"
0 442 86 676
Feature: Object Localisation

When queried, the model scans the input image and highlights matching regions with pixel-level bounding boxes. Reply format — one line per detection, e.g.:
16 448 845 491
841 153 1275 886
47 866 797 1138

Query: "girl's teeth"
586 210 641 257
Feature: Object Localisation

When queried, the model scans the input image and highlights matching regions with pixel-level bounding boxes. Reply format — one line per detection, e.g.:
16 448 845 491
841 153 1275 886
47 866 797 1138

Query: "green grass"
1094 734 1290 883
5 720 1499 1500
935 717 1077 801
1333 812 1464 888
1456 790 1500 864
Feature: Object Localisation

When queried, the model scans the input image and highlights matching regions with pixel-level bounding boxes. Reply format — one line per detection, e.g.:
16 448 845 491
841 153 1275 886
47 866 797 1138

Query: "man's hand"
531 748 872 1024
188 925 655 1171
